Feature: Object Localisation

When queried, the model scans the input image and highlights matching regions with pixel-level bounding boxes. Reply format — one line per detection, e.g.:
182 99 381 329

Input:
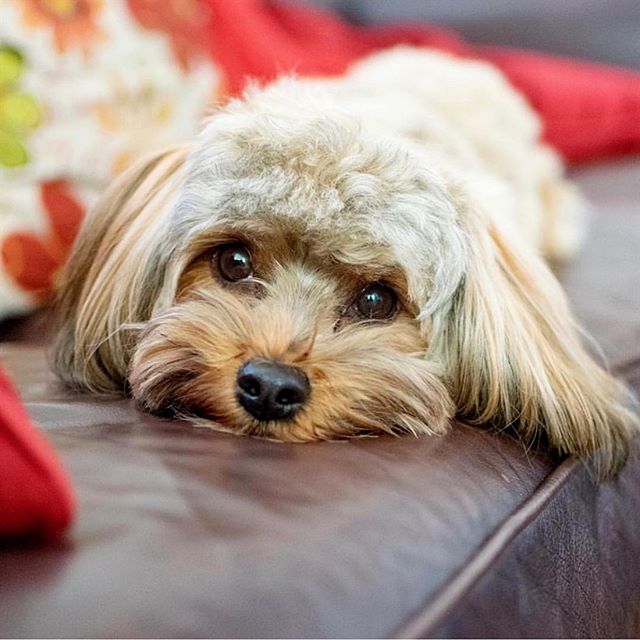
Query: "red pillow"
0 367 74 540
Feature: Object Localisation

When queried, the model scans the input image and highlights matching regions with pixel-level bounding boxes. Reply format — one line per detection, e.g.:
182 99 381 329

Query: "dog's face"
133 237 453 442
127 84 467 440
54 79 635 474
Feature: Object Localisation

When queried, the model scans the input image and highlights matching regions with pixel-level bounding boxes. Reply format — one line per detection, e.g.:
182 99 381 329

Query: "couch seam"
392 457 580 639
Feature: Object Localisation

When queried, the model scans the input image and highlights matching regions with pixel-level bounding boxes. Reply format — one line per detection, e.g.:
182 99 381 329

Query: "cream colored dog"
53 48 637 476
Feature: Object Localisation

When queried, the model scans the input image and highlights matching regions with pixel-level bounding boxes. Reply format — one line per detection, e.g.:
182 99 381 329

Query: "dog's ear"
430 206 637 477
53 145 190 393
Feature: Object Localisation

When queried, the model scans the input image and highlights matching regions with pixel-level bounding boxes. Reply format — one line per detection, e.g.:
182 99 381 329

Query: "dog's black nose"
236 359 310 422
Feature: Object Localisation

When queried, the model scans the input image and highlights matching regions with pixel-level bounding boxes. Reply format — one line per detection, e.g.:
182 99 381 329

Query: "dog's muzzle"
236 359 310 422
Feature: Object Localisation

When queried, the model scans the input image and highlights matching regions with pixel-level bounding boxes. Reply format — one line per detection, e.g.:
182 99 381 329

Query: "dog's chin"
128 296 455 442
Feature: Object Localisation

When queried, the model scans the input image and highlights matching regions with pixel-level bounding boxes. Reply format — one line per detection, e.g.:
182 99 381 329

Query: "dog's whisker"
80 320 137 379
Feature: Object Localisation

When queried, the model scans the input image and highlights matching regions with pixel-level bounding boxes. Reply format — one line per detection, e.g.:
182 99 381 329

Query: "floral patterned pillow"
0 0 223 320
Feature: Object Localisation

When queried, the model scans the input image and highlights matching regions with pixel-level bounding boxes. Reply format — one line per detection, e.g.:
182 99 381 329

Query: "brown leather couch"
1 159 639 638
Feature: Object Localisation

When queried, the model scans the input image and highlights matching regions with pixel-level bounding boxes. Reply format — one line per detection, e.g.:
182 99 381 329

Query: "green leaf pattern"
0 44 41 167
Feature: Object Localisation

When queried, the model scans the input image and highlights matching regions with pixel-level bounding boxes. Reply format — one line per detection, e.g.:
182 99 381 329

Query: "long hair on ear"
430 203 638 478
52 145 190 393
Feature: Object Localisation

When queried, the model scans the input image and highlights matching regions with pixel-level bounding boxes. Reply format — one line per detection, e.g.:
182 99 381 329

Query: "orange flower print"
92 79 175 176
17 0 105 56
126 0 210 70
1 181 84 299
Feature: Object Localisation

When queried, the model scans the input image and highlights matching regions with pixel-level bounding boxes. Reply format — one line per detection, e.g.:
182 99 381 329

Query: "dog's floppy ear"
431 205 637 477
53 145 190 393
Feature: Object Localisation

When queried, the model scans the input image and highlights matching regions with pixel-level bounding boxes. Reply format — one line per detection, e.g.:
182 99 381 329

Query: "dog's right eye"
216 243 253 282
355 282 397 320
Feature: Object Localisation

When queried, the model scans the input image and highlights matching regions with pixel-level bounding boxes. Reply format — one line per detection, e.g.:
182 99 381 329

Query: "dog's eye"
216 243 253 281
356 282 397 320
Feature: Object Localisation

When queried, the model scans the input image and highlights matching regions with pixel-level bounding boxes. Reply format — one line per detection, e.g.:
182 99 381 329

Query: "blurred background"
294 0 640 68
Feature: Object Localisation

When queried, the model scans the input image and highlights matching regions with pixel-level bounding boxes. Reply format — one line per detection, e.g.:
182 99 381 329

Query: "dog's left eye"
356 282 397 320
216 243 253 281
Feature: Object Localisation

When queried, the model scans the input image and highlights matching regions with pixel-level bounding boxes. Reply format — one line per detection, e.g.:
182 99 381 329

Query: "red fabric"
0 367 75 539
203 0 640 164
1 181 85 297
480 47 640 163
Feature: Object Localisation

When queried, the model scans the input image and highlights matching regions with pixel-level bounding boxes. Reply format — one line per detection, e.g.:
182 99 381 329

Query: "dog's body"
54 48 637 476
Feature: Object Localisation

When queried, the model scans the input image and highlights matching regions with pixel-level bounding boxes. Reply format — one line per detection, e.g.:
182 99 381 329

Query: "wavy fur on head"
53 47 637 477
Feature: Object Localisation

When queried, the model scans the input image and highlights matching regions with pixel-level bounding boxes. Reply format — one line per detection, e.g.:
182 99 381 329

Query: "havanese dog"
53 48 637 476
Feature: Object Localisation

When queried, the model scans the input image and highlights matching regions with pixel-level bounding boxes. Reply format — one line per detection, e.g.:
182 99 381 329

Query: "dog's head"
54 79 636 473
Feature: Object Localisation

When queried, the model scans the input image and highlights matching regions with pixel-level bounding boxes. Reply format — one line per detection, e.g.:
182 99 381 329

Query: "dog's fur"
53 48 637 476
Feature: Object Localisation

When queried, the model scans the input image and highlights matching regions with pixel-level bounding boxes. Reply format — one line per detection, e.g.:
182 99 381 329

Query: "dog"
53 47 637 477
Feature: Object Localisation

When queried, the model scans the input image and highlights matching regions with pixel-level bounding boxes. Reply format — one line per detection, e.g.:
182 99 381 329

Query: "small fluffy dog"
53 48 637 476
